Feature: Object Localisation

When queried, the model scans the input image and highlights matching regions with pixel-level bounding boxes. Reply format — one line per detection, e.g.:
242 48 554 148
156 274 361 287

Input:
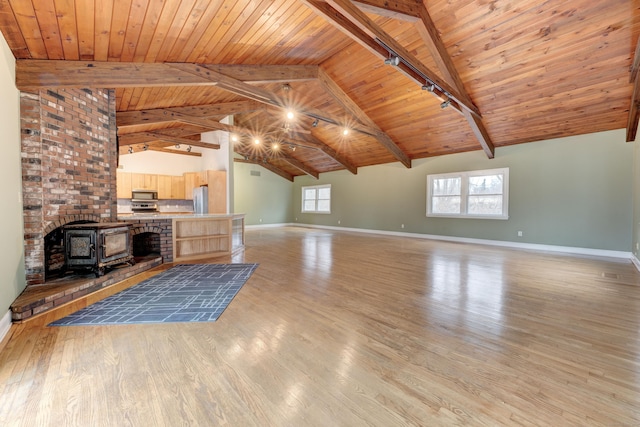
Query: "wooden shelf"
172 215 243 261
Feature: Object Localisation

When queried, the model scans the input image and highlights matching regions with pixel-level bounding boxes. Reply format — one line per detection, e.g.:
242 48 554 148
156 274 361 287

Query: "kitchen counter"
117 212 244 220
118 213 245 262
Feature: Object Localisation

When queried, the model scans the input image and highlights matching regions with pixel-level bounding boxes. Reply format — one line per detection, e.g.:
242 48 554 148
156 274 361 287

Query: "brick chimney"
20 88 118 285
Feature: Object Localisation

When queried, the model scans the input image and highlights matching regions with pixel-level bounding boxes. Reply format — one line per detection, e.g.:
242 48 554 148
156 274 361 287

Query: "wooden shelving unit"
172 215 244 261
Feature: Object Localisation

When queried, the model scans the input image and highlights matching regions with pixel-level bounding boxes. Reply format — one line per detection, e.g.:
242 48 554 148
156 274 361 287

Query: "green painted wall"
633 135 640 259
0 31 25 315
234 160 294 225
293 130 633 252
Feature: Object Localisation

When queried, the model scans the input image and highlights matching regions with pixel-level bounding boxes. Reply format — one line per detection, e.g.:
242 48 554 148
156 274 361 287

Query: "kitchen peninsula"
118 213 245 262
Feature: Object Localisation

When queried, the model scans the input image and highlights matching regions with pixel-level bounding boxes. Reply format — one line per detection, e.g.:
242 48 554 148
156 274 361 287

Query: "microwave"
131 189 158 201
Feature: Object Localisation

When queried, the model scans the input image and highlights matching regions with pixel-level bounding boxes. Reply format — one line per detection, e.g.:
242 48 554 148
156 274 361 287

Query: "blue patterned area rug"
49 263 258 326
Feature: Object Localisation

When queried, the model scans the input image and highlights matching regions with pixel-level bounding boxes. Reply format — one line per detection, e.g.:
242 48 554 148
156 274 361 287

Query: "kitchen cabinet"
207 170 227 214
158 175 186 199
171 176 185 199
116 171 132 199
183 171 207 200
157 175 172 199
131 173 157 191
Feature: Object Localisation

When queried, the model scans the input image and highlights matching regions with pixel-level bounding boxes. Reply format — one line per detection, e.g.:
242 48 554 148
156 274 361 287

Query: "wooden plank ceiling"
1 0 639 180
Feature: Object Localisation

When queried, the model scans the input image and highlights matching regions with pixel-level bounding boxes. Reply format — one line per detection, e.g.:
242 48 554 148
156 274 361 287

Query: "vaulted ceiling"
1 0 639 180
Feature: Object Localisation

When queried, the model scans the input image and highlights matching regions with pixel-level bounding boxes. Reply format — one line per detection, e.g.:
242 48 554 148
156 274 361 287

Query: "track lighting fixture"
254 138 261 145
286 110 294 120
142 144 148 151
186 145 192 152
440 99 451 109
384 56 400 66
271 142 280 150
422 83 435 92
312 119 319 127
289 144 296 151
175 144 181 149
342 128 350 136
128 146 133 154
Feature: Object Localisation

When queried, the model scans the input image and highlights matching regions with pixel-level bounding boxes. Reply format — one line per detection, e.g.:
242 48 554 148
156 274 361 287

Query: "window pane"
318 187 331 199
304 188 316 200
433 177 461 196
468 195 503 215
317 200 330 212
469 174 503 195
432 196 461 214
303 200 316 211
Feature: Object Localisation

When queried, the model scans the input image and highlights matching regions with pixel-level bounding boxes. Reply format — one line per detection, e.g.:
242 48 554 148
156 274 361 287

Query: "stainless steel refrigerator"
193 185 208 214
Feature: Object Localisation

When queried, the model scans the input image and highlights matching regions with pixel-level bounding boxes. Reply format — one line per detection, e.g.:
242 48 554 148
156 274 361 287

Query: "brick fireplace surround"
14 88 171 321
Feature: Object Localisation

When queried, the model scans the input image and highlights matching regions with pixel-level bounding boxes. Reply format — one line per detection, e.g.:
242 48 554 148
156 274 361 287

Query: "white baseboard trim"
286 223 632 260
245 222 293 230
0 310 12 345
631 254 640 272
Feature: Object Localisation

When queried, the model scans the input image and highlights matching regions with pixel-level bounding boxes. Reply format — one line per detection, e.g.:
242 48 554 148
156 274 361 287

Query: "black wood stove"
63 222 134 277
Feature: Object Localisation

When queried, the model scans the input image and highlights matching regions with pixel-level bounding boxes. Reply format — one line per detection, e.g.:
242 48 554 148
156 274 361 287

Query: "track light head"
384 56 400 66
422 83 435 92
128 146 133 154
440 99 451 109
186 145 192 152
312 119 319 127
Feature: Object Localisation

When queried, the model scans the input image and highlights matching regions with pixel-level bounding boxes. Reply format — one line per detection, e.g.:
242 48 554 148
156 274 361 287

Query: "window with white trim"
427 168 509 219
302 184 331 213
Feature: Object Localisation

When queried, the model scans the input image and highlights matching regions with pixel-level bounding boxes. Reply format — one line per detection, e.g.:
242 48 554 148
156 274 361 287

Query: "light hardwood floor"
1 227 639 426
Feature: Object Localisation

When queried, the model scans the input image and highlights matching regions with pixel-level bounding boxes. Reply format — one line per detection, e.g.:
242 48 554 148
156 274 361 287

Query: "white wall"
0 31 25 317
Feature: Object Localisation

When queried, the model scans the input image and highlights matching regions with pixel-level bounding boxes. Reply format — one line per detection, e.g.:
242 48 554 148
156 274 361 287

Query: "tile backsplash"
117 199 194 214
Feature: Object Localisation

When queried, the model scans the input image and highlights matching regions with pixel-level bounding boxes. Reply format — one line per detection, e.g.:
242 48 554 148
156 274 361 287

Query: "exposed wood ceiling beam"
204 64 319 83
317 68 411 168
143 146 202 157
630 36 640 84
627 36 640 142
234 157 294 182
236 145 320 179
304 0 494 159
303 0 479 116
353 0 421 19
290 132 358 175
413 3 495 158
118 105 358 174
16 59 381 139
118 131 220 150
119 141 202 157
279 154 320 179
170 63 382 136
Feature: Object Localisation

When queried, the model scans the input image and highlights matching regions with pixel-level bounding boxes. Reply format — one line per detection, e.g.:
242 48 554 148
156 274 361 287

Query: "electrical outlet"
517 231 523 237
